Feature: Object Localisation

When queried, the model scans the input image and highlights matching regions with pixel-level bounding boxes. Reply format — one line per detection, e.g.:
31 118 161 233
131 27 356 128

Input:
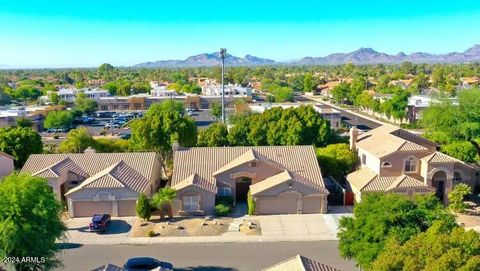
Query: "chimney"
349 126 359 151
172 141 180 152
84 147 96 154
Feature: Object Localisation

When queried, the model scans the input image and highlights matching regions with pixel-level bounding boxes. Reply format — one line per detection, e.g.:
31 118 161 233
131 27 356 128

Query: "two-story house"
347 125 479 203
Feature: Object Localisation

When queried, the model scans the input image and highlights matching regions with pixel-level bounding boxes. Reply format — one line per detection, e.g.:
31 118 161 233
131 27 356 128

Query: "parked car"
89 214 111 232
123 257 173 271
46 128 56 133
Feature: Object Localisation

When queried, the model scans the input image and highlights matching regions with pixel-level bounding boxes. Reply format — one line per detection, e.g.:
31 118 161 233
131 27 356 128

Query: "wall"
174 186 216 215
357 148 381 174
379 151 431 178
0 155 14 177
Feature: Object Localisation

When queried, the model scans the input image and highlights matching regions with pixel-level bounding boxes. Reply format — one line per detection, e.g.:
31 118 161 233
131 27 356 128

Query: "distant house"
262 255 340 271
171 146 329 215
202 83 253 96
347 125 479 203
0 151 14 178
21 150 163 217
406 95 458 123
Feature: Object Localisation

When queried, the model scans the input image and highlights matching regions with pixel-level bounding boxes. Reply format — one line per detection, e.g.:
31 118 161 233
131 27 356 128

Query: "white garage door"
302 197 322 214
73 201 112 217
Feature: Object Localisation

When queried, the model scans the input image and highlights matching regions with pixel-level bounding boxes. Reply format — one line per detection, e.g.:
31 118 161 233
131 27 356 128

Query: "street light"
219 48 227 124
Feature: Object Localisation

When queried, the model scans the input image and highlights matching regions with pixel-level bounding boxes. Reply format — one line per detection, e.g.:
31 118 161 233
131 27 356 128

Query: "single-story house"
0 151 14 178
171 145 329 216
21 150 162 217
262 255 341 271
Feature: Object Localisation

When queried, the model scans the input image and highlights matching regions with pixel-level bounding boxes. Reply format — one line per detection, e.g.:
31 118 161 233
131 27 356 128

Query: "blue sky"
1 0 480 68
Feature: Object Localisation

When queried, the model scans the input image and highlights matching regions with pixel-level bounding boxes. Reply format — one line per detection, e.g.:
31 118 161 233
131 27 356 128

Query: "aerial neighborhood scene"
2 1 480 271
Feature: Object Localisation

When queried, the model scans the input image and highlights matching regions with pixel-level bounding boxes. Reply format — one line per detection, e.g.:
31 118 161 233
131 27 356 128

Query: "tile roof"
33 157 89 179
172 146 325 192
66 161 151 196
356 125 432 158
173 173 217 194
262 255 340 271
91 263 123 271
421 151 479 169
213 149 260 176
347 168 433 192
22 152 158 181
250 170 326 195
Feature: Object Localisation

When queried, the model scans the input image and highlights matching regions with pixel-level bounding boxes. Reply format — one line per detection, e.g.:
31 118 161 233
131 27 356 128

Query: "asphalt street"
58 241 357 271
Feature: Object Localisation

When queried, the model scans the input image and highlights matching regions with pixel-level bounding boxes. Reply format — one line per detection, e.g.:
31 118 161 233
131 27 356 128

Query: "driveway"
256 212 351 240
63 217 136 244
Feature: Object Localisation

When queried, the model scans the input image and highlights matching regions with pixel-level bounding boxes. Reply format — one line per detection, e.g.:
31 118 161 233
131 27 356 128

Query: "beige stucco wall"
357 148 381 174
67 187 139 200
379 151 431 178
174 186 216 216
0 155 14 177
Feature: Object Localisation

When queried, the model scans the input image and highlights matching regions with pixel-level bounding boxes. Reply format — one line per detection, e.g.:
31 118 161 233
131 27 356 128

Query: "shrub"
216 196 234 206
100 130 106 136
53 134 59 139
448 183 471 213
247 190 255 215
136 193 151 221
146 230 155 237
215 204 231 216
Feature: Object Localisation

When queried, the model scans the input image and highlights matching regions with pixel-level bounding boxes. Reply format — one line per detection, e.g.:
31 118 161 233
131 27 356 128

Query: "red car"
89 214 111 232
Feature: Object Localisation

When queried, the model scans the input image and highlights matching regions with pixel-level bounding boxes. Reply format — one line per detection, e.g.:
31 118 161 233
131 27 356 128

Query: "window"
361 154 367 165
183 196 199 211
250 161 257 167
404 157 417 173
217 187 232 196
70 180 79 185
381 162 392 168
453 172 462 185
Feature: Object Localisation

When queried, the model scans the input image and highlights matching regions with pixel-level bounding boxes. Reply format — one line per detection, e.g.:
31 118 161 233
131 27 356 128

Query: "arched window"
404 157 417 173
382 161 392 168
453 172 462 185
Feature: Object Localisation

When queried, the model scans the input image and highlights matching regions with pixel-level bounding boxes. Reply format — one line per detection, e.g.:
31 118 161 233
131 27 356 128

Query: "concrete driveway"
63 217 136 244
256 207 353 240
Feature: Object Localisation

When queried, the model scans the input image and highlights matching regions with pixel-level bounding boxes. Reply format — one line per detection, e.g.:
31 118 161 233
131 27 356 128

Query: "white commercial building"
202 84 253 96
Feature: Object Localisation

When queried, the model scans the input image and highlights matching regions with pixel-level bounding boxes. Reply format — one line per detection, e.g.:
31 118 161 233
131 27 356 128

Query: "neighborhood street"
58 241 357 271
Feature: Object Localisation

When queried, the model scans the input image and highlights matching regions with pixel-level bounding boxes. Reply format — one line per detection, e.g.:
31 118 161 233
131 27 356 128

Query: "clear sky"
1 0 480 68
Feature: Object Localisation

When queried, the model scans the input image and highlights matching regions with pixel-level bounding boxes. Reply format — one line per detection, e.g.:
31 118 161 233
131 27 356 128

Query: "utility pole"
220 48 227 124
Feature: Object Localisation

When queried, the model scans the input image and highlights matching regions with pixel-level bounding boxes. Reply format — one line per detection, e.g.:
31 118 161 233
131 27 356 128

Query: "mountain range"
134 44 480 67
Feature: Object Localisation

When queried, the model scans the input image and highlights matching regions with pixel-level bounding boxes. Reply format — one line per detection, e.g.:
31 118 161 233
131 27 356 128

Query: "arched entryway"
432 171 447 201
235 177 252 202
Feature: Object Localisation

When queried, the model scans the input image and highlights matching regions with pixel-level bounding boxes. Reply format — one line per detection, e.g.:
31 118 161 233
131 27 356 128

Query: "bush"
215 204 231 216
247 190 255 215
216 196 234 206
146 230 155 237
100 130 106 136
136 193 151 221
53 134 59 139
448 183 471 213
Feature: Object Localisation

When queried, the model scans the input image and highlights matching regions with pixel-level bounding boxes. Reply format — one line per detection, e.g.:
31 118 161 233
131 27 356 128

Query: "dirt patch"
239 219 261 235
454 200 480 228
131 217 233 237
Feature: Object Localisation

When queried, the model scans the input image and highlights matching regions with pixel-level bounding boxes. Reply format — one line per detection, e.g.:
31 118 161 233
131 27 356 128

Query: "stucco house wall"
0 154 14 177
174 186 216 216
357 148 381 174
379 151 430 178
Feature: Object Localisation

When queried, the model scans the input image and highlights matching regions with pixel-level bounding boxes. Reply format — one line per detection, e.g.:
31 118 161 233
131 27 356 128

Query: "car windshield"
92 215 104 222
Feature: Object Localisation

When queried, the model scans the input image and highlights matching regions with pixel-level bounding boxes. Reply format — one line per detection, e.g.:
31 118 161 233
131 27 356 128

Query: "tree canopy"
44 111 74 129
0 127 43 168
130 100 197 168
316 143 357 179
421 89 480 161
0 173 67 271
58 127 96 153
197 122 229 147
371 221 480 271
338 193 456 269
74 92 98 115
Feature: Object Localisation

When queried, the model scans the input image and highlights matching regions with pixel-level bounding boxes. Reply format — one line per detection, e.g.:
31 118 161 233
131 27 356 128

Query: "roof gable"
173 173 217 194
212 149 261 176
172 146 325 191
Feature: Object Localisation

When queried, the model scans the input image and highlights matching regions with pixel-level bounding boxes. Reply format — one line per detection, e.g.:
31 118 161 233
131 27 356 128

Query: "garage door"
302 197 322 214
73 201 112 217
256 193 299 215
118 200 137 216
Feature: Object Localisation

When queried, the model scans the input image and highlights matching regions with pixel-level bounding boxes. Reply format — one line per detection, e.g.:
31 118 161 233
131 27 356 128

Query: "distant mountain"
133 45 480 67
134 52 275 67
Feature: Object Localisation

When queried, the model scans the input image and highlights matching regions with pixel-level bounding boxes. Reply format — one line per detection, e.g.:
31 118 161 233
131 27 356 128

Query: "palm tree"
152 187 177 219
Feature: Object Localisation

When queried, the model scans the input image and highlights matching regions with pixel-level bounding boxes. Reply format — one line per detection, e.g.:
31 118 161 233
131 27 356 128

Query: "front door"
235 177 252 202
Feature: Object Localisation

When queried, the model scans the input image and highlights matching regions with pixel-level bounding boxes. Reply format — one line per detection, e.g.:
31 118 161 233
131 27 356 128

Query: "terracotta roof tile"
172 146 325 193
263 255 340 271
173 173 217 194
